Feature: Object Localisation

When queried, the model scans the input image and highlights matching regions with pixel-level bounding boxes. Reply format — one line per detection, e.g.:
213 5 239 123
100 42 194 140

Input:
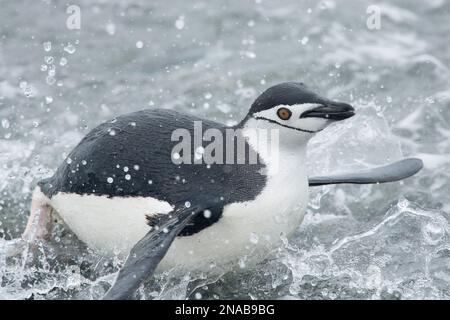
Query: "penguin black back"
38 109 266 234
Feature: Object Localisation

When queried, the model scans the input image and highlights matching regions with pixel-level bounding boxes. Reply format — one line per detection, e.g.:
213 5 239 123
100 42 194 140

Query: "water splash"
0 0 449 299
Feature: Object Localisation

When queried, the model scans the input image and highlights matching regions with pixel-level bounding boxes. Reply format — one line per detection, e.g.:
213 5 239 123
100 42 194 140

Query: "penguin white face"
252 103 340 133
246 82 355 137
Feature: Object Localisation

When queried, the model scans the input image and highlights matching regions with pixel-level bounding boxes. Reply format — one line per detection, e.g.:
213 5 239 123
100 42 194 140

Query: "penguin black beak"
300 102 355 121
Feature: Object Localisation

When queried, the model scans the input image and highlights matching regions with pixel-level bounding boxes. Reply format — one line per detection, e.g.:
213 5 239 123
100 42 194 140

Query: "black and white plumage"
38 109 266 236
23 82 423 299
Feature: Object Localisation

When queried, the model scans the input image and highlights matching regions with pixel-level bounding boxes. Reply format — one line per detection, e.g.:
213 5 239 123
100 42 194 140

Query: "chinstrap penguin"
23 82 423 299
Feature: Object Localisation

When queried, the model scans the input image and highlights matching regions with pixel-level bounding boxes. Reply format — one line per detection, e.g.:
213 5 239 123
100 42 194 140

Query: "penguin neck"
239 117 308 176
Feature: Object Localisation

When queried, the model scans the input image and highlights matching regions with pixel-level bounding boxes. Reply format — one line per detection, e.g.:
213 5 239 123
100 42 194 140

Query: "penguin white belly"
159 179 309 271
50 193 169 255
50 168 308 272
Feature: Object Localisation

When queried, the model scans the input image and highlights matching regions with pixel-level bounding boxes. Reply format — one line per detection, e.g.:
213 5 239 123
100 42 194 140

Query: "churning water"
0 0 449 299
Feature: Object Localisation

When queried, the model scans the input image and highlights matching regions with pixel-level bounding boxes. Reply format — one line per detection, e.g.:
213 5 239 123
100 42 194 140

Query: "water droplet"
60 57 68 66
203 210 212 218
175 16 185 30
136 41 143 49
64 43 76 54
195 146 204 160
23 86 34 97
66 158 73 164
249 232 259 244
81 160 87 165
46 76 56 85
2 119 10 129
43 41 52 52
196 146 205 154
40 64 48 71
125 174 131 180
204 92 212 100
19 81 27 89
105 22 116 35
133 165 139 170
194 292 202 299
216 103 231 114
397 198 409 209
44 56 54 64
244 51 256 59
172 152 180 160
425 96 435 104
185 201 191 208
300 36 309 45
148 180 153 185
45 96 53 104
386 96 393 103
123 166 129 172
107 177 114 183
32 120 39 127
109 129 116 136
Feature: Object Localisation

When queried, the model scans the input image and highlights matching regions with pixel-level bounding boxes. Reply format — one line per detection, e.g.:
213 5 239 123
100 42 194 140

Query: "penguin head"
244 82 354 137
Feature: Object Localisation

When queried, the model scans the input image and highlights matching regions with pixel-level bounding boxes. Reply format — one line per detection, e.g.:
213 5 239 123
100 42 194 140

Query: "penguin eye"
277 107 292 120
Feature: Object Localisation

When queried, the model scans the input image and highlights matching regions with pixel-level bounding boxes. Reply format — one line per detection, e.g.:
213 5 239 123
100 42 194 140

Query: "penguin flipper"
102 204 204 300
308 158 423 187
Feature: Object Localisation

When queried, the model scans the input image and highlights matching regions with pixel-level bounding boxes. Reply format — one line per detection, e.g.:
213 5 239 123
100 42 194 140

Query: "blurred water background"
0 0 449 299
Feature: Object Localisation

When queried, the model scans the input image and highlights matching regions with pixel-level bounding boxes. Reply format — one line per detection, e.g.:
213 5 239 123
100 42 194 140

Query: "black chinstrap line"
252 116 321 134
